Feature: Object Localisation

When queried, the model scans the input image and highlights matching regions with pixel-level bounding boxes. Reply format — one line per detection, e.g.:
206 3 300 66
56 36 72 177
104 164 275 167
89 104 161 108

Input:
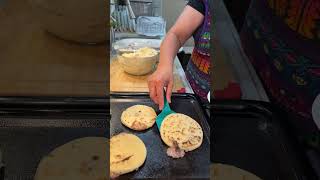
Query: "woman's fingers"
148 68 174 109
156 82 164 110
148 79 158 104
166 79 173 103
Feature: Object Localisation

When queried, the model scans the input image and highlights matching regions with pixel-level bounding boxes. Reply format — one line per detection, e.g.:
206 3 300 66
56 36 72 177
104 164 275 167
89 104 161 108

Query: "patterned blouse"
186 0 211 102
241 0 320 144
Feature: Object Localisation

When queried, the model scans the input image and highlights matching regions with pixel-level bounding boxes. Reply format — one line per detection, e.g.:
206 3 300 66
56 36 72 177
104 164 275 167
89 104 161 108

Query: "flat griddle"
211 100 318 180
110 93 210 180
0 96 109 180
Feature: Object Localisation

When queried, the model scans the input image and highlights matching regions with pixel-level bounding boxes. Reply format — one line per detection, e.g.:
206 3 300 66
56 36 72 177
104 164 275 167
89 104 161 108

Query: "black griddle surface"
211 100 317 180
110 93 210 180
0 128 107 180
0 96 109 180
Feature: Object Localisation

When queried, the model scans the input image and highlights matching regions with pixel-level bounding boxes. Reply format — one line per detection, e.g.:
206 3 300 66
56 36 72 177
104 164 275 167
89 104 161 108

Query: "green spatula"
156 89 175 130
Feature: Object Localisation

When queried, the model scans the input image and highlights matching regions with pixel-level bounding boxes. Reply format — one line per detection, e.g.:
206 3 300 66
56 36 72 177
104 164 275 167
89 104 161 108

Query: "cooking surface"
0 127 107 180
0 96 109 180
0 0 107 96
211 101 317 180
110 93 210 179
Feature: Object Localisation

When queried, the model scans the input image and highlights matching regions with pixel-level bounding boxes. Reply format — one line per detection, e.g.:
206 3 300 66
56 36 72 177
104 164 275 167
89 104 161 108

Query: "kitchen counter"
110 54 194 93
0 0 107 96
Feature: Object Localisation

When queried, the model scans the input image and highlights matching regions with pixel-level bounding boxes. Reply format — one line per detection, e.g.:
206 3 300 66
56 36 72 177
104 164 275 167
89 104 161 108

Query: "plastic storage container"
136 16 166 37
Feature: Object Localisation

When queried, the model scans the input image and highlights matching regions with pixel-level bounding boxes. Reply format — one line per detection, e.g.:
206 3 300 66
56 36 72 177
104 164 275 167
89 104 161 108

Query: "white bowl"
113 38 162 51
118 50 159 76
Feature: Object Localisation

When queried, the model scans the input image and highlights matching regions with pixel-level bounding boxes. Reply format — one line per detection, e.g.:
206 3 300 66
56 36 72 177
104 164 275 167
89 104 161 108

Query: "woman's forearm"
157 5 204 69
158 31 182 69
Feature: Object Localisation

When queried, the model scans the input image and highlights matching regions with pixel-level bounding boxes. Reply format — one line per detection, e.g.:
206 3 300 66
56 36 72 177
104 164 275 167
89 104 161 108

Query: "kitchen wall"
161 0 194 47
0 0 6 6
152 0 162 16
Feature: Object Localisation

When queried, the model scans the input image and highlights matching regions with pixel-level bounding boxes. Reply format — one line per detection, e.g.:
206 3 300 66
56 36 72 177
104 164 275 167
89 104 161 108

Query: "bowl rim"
118 53 159 60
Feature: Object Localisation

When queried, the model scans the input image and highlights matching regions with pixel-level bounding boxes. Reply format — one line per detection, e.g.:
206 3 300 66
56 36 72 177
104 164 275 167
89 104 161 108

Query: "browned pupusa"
121 105 157 131
34 137 108 180
110 133 147 178
160 113 203 152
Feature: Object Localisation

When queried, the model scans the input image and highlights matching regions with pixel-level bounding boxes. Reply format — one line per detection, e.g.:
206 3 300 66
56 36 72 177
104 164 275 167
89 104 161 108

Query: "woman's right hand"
148 64 174 110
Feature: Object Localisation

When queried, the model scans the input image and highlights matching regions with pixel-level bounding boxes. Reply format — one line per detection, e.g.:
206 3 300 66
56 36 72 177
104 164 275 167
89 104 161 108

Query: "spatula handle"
163 88 167 104
163 88 170 111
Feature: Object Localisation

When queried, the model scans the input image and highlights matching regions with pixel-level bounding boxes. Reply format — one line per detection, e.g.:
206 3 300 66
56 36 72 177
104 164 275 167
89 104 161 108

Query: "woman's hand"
148 64 174 110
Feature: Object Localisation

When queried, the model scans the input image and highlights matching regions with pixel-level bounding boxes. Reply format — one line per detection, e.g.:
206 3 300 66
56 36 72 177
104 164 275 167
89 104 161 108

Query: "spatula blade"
155 89 175 130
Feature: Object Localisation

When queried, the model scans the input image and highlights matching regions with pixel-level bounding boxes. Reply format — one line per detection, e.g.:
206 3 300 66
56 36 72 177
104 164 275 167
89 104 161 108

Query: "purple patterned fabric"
240 0 320 137
185 0 211 102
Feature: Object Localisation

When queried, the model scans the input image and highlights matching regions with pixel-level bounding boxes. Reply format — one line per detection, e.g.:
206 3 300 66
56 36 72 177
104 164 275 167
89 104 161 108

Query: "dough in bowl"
34 137 108 180
160 113 203 152
121 47 158 58
121 105 157 131
110 133 147 178
211 163 263 180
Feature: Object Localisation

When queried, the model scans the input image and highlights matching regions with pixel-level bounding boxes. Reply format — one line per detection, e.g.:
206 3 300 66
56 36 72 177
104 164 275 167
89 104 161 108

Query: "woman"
148 0 211 110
